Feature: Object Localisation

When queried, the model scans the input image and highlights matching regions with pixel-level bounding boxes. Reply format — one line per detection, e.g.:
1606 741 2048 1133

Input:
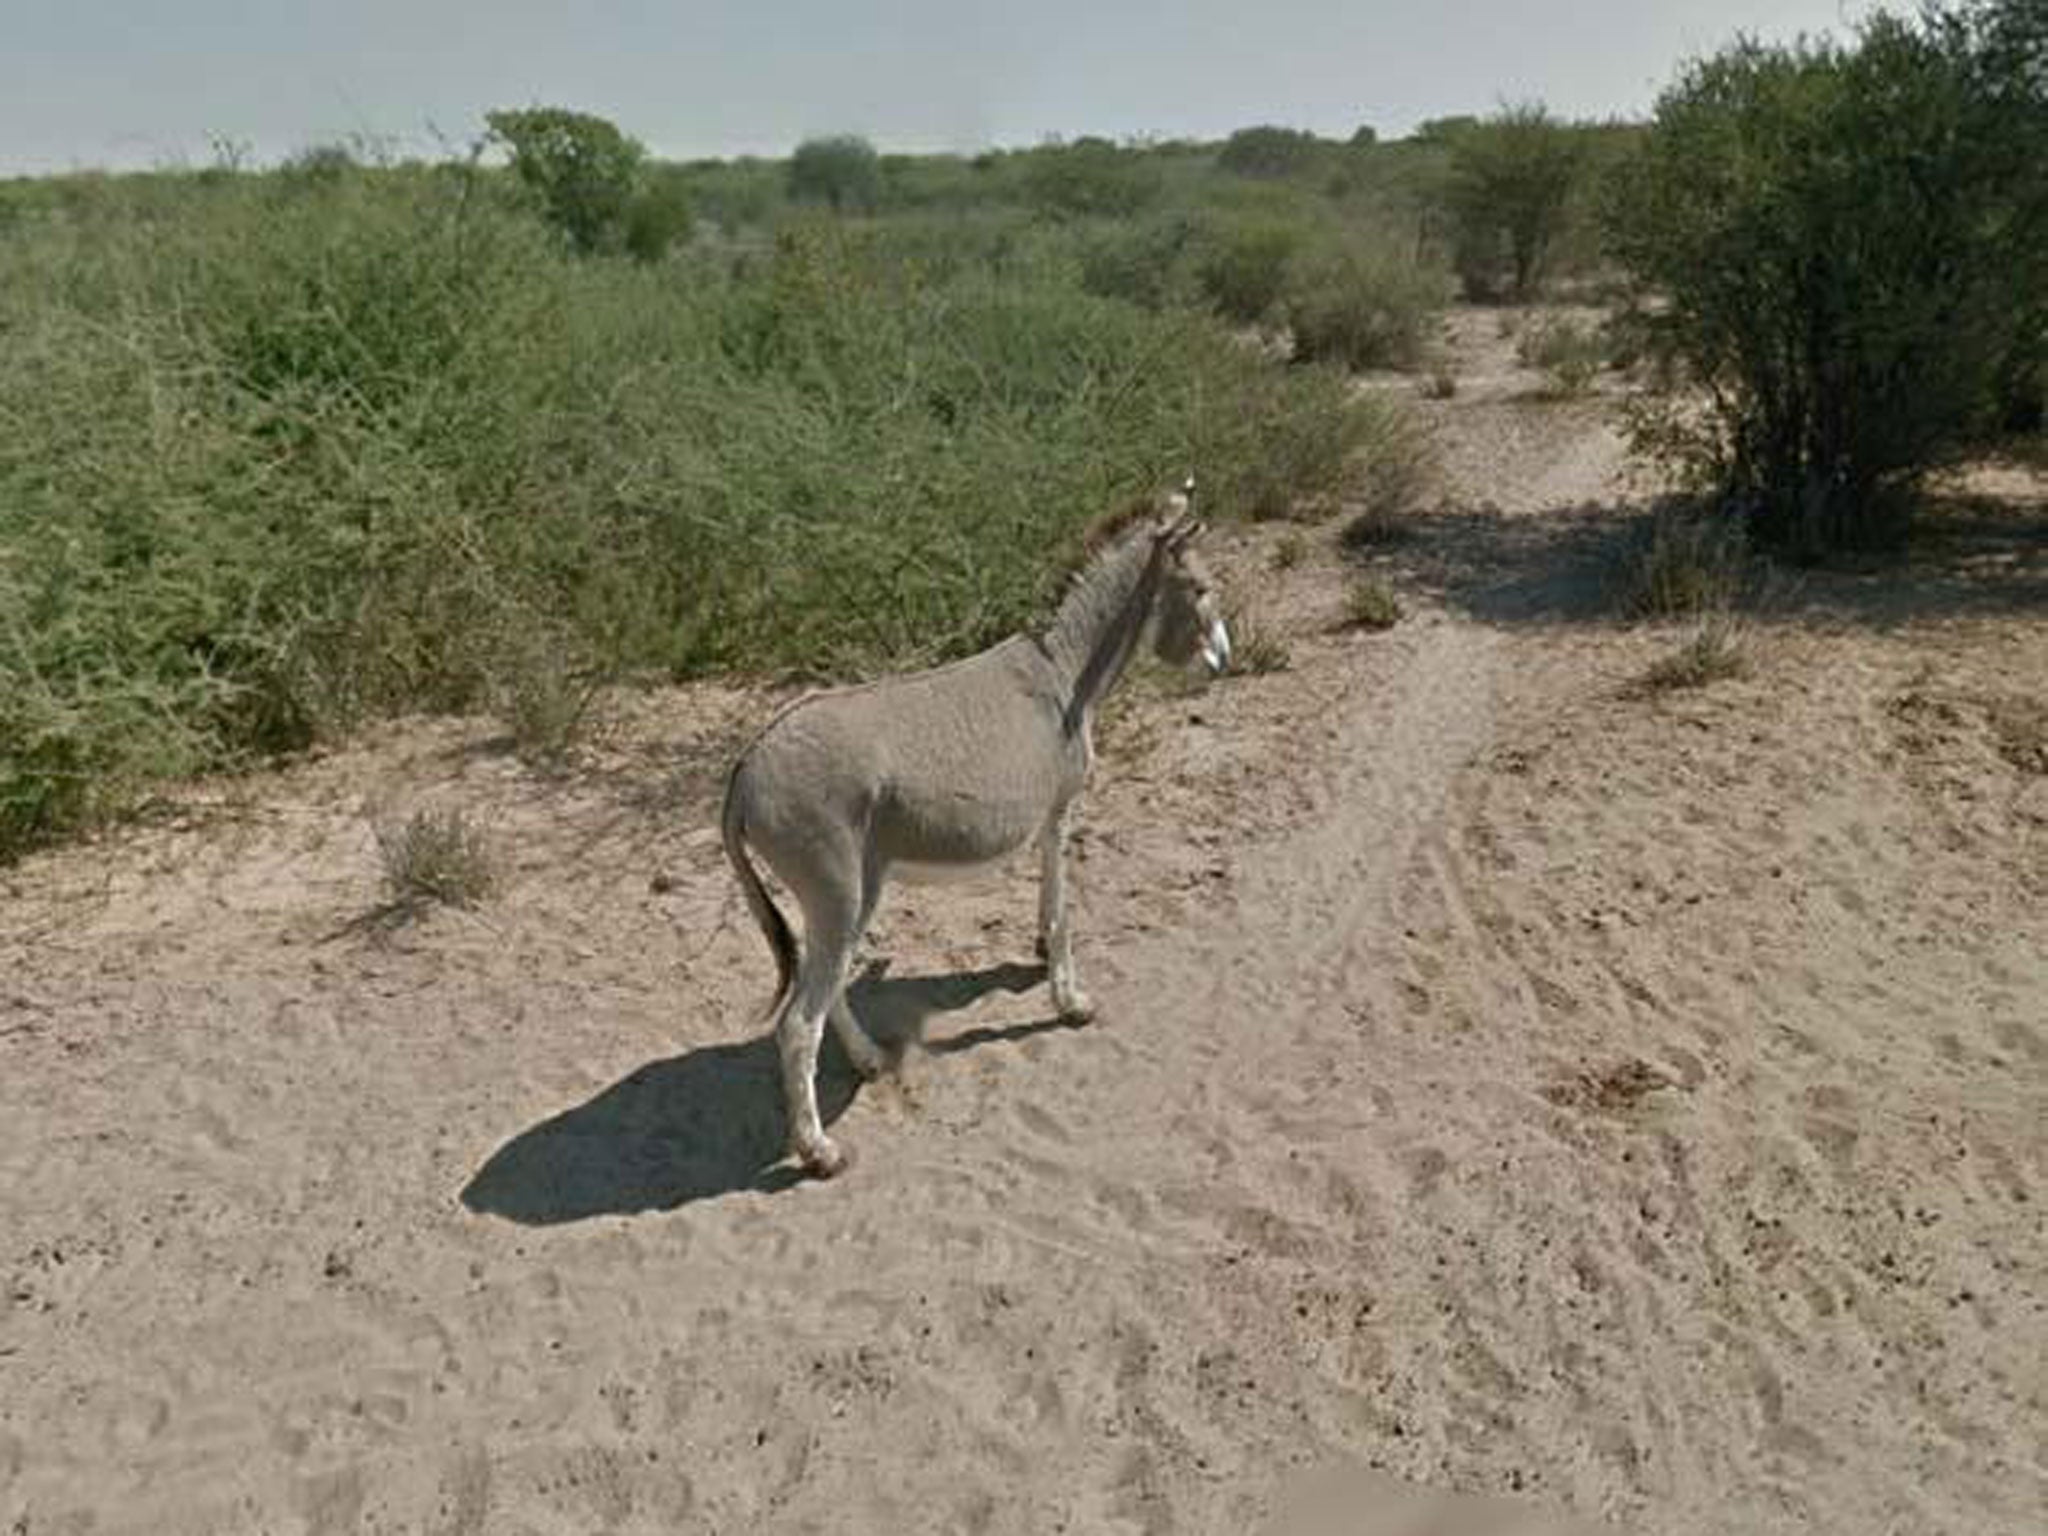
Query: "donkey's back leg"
777 855 869 1178
827 858 890 1081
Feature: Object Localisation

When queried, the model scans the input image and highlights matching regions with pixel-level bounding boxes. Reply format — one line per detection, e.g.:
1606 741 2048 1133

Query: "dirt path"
3 311 2042 1536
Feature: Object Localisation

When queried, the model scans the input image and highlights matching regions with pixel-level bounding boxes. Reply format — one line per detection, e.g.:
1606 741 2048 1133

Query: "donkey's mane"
1046 520 1159 643
1075 491 1172 559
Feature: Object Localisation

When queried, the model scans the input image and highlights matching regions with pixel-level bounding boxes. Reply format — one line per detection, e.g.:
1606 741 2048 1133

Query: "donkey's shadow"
460 960 1059 1224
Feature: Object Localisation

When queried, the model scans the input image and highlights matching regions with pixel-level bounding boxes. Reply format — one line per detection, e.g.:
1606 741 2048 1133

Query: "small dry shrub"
1637 611 1750 693
1339 413 1436 547
1516 315 1605 396
376 806 498 913
1341 577 1403 631
488 629 606 766
1270 532 1308 571
1226 606 1292 674
1422 366 1459 399
1612 505 1750 618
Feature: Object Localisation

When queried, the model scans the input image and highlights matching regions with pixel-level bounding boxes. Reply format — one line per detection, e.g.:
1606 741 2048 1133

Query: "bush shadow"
1371 488 2046 632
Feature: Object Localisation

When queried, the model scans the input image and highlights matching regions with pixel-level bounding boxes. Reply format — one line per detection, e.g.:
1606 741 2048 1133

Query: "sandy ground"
2 309 2043 1536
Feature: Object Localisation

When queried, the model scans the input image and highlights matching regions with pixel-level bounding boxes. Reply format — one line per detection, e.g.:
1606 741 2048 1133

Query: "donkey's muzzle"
1202 617 1232 674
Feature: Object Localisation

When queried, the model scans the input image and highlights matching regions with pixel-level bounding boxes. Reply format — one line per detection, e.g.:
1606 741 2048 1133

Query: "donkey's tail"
720 759 796 1024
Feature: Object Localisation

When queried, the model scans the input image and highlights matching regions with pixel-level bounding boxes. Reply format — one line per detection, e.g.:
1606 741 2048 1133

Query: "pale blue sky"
3 1 1878 174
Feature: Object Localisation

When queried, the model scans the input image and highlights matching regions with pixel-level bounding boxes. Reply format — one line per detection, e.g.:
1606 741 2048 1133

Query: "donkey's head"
1148 480 1231 675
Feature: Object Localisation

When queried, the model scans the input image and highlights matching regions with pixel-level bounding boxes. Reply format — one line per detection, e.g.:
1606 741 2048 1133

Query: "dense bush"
1962 0 2048 432
789 135 881 212
1193 214 1303 323
1608 4 2046 551
1217 126 1328 179
1020 137 1162 218
0 164 1409 859
1444 104 1585 300
1075 213 1202 310
487 107 681 258
1283 234 1450 370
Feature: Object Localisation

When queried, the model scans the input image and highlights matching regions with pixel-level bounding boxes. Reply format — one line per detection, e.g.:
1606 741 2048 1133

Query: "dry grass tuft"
1226 606 1293 674
1340 577 1403 631
1517 316 1606 396
1637 612 1751 693
375 806 499 915
1612 505 1751 618
1337 412 1437 548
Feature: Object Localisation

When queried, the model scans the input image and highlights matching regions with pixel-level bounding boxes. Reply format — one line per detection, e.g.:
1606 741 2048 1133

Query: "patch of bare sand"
2 310 2041 1535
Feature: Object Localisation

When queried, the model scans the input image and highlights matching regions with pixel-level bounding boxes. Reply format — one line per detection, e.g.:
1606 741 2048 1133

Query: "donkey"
720 482 1231 1177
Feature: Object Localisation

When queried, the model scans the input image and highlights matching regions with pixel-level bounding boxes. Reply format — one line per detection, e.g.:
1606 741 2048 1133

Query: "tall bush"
1020 137 1161 218
789 136 882 212
1445 104 1584 300
1283 234 1449 370
1194 214 1304 323
1217 126 1327 179
1608 7 2045 551
486 107 663 256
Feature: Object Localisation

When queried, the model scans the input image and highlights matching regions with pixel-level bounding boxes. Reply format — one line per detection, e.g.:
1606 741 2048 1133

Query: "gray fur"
720 487 1229 1176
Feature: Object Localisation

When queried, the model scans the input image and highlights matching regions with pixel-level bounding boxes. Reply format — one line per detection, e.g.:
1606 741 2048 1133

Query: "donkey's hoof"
798 1139 853 1180
1055 991 1096 1025
844 1044 891 1082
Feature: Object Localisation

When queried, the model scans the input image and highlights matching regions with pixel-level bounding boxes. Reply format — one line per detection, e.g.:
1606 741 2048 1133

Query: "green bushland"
0 156 1414 859
679 128 1468 330
1608 1 2047 553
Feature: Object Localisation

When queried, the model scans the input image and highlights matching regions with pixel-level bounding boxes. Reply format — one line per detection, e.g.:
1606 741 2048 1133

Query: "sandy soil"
3 309 2042 1536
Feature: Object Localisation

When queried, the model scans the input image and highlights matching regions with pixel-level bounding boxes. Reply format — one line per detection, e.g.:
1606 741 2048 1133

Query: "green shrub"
279 142 357 188
1076 213 1201 310
1283 234 1448 370
1194 214 1303 323
789 135 881 212
1020 137 1161 218
1608 9 2046 551
487 107 649 255
1445 104 1586 301
1217 126 1328 180
623 165 694 262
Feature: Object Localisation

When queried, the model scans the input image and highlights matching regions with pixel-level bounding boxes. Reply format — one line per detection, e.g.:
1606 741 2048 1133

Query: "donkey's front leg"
1039 807 1094 1023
